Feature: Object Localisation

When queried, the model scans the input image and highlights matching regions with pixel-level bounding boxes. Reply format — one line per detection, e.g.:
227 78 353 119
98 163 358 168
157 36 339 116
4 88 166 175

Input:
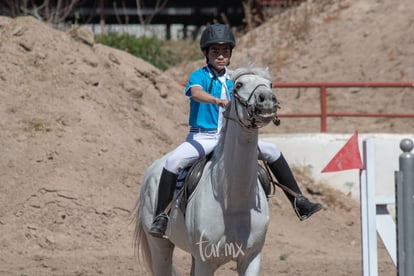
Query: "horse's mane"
229 65 272 83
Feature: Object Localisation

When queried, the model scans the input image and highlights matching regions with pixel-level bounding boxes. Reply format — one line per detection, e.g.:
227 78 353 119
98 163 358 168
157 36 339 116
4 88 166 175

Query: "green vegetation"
95 32 200 71
279 253 289 261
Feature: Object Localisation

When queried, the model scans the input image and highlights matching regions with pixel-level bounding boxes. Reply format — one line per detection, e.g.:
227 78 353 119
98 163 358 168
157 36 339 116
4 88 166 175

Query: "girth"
175 154 274 215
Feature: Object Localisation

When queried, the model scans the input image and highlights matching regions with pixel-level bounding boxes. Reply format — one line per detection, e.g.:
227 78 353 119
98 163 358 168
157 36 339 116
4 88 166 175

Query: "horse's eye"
236 82 243 89
269 83 273 89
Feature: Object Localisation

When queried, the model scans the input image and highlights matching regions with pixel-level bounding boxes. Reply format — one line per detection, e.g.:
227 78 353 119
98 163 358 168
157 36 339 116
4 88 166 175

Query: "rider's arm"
190 86 228 107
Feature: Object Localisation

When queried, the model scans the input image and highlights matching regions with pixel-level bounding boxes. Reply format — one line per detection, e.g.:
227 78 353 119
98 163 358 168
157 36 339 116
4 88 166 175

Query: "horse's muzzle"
253 92 280 126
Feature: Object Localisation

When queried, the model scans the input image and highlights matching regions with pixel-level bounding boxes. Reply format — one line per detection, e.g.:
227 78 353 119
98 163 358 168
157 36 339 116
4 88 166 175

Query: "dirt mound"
0 15 188 275
168 0 414 134
0 0 404 273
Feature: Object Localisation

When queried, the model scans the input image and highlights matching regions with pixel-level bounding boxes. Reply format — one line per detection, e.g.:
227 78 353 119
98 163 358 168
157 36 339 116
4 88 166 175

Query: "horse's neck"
212 118 259 211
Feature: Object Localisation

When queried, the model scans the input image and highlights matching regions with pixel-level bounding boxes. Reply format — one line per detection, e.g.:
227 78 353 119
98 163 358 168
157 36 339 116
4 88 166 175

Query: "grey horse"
134 66 280 275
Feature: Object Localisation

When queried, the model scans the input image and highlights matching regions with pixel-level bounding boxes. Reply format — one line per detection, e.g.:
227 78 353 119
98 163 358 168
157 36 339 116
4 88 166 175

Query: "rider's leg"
268 154 323 220
149 168 178 238
149 132 218 238
149 141 197 238
258 140 323 221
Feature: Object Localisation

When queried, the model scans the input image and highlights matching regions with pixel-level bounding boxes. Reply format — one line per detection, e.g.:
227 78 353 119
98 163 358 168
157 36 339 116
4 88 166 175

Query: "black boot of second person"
268 154 323 221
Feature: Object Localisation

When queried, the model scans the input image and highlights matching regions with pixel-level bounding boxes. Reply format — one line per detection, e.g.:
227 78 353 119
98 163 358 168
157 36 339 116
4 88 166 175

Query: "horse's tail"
132 196 153 275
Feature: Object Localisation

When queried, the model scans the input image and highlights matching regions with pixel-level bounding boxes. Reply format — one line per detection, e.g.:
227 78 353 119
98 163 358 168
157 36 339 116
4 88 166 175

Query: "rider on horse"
149 23 323 239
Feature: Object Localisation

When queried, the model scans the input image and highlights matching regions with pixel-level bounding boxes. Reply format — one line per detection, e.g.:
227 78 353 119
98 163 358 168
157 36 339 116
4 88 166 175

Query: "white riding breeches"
165 131 218 174
164 131 282 174
258 139 281 164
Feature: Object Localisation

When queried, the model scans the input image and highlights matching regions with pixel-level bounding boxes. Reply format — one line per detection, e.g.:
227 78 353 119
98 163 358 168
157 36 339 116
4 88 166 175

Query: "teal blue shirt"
185 66 233 129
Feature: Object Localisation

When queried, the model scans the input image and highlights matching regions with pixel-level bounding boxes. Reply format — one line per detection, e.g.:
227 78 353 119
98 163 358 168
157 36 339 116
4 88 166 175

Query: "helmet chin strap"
206 64 228 93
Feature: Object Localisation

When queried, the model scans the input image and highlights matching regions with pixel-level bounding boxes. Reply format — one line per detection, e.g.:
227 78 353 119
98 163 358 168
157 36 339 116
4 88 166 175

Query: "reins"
229 71 297 197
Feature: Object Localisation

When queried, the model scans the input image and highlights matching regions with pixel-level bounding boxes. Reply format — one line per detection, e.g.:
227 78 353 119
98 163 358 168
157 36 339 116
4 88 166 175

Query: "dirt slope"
168 0 414 134
0 15 188 275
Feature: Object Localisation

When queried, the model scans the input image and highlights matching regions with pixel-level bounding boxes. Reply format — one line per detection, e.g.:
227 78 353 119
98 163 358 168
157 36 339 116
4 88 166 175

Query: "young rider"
149 23 323 238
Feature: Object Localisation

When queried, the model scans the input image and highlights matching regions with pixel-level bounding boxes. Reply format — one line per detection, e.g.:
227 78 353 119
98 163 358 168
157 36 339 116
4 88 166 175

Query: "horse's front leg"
192 257 217 276
190 256 195 276
237 252 262 276
146 234 175 275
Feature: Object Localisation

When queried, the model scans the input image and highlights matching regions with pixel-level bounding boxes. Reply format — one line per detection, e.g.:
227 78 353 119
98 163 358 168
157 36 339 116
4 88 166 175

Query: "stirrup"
149 213 169 239
293 195 323 221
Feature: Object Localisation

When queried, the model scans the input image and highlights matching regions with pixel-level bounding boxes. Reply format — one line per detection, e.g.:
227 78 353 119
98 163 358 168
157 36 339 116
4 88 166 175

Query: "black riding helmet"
200 23 236 51
200 24 236 67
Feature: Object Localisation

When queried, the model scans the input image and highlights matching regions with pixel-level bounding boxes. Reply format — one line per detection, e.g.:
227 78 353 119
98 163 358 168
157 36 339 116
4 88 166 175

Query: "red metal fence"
273 82 414 132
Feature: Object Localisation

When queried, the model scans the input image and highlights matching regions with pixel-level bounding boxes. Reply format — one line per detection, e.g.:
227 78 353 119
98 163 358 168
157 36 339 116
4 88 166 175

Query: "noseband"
228 72 280 129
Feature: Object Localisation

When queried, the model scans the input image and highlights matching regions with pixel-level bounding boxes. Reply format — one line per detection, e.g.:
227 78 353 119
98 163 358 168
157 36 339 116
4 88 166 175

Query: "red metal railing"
273 82 414 132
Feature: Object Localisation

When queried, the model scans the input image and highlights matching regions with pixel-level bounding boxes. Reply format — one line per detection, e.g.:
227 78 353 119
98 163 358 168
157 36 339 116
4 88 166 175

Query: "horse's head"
229 67 280 129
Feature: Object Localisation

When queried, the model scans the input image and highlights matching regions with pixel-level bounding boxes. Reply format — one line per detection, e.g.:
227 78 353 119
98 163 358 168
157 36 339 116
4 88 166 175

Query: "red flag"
321 131 363 173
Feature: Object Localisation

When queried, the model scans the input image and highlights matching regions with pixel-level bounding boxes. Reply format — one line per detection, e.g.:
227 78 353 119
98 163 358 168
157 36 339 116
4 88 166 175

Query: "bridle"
225 72 280 129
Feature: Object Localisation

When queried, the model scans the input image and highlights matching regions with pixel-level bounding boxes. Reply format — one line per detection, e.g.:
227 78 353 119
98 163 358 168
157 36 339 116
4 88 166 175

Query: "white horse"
134 66 280 275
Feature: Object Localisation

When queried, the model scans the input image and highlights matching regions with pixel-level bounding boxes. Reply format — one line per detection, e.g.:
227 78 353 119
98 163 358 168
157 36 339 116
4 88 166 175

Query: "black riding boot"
149 168 178 238
269 154 323 221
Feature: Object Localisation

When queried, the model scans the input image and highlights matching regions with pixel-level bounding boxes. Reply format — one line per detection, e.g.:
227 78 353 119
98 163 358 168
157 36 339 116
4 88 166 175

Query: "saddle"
175 154 274 214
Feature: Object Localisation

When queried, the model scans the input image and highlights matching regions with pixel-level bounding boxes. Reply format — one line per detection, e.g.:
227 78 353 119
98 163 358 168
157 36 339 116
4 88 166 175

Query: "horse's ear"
256 67 271 81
